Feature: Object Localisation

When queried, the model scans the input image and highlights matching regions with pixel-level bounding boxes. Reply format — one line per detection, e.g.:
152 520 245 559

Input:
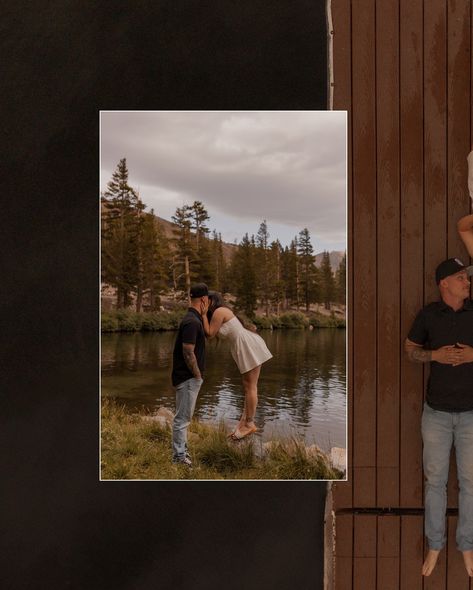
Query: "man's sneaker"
172 455 193 467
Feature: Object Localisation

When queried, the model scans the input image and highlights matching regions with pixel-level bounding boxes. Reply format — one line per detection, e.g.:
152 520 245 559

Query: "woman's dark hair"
207 291 226 321
207 291 247 329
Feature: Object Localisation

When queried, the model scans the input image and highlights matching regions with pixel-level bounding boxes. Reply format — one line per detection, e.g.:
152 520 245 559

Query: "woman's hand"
200 298 210 317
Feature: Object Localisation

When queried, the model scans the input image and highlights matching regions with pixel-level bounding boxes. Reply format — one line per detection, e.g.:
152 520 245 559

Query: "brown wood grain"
377 467 400 508
335 556 353 590
377 516 400 589
399 0 425 509
353 558 377 590
376 0 401 509
351 0 377 506
354 514 377 558
353 466 376 507
378 515 400 558
424 0 447 301
335 514 353 558
447 0 471 258
331 0 353 512
400 516 423 590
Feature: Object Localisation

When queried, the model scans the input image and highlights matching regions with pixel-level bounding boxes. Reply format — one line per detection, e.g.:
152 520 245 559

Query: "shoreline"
101 309 346 333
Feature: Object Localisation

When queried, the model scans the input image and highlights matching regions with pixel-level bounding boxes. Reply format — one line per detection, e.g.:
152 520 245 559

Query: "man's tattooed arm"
182 343 202 379
405 339 458 365
406 345 432 363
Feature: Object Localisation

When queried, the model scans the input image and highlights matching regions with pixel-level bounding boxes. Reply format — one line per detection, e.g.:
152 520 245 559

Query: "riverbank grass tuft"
101 399 343 480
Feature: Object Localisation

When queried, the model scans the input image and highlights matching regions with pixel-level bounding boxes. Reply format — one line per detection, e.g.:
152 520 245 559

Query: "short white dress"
218 316 273 374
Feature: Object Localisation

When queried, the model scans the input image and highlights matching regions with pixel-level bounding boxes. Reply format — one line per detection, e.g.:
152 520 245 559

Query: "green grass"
101 310 185 332
308 312 346 329
101 398 344 480
252 311 346 330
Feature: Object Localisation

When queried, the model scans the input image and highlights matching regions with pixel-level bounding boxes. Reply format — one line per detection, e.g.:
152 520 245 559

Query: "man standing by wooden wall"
405 258 473 577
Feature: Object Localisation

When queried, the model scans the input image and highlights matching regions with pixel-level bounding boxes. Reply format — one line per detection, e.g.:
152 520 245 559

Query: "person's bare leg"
234 365 261 437
422 549 441 576
236 398 247 431
462 551 473 576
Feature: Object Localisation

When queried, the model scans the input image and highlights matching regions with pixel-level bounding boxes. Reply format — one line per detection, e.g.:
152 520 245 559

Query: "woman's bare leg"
235 365 261 436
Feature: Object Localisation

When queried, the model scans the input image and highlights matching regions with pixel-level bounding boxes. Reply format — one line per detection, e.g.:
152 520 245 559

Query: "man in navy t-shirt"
171 283 209 466
405 258 473 577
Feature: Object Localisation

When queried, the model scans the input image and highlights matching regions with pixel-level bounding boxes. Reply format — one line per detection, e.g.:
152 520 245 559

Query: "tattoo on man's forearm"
183 349 201 377
407 347 432 363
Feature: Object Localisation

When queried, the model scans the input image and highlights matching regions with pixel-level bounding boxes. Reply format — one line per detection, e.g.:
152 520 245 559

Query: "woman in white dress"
201 292 272 440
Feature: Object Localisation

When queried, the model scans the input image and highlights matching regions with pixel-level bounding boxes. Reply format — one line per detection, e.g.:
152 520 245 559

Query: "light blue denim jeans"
172 377 203 460
422 402 473 551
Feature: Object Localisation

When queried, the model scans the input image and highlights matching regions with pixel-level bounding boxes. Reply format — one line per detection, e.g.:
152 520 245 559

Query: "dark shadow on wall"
3 2 329 588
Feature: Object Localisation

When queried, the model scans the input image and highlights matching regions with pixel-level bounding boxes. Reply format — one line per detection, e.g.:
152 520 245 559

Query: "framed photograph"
100 110 347 481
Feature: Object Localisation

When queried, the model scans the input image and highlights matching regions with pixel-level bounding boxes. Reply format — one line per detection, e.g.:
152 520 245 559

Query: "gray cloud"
100 111 346 247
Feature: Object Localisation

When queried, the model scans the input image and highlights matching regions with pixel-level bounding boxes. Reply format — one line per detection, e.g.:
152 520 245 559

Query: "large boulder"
140 407 174 429
330 447 346 473
155 407 174 426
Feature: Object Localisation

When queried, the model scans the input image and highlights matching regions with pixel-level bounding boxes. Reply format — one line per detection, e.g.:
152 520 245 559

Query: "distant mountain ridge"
155 214 345 271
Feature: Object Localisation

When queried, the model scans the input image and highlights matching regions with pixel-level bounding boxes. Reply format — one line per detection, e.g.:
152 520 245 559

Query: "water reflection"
101 329 346 451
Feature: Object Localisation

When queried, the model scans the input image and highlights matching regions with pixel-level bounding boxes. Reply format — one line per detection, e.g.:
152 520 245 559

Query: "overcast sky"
100 111 346 251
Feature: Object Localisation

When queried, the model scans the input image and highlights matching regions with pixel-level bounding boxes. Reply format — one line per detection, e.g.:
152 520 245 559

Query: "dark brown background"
2 2 329 589
331 0 472 588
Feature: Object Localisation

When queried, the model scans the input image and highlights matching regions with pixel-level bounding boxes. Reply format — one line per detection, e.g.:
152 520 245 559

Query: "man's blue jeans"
172 377 203 460
422 402 473 551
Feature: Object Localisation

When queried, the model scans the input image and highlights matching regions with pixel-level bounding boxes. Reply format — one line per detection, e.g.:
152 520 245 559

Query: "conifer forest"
101 158 346 318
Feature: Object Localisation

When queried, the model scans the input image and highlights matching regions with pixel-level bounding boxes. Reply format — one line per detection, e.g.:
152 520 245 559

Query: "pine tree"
281 238 300 310
189 201 210 250
269 240 284 315
135 210 170 311
190 201 212 282
209 230 227 292
335 252 347 304
256 220 271 316
197 234 216 287
297 228 318 311
101 158 144 308
230 233 258 317
171 205 195 300
320 251 335 310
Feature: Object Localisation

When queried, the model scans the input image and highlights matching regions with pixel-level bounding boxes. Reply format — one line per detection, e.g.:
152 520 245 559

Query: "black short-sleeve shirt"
171 308 206 386
407 299 473 411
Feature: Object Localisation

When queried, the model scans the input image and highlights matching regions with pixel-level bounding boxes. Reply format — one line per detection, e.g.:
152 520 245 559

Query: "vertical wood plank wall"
330 1 472 588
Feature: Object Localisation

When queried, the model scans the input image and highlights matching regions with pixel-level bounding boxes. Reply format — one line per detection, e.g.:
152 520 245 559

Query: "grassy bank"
101 309 345 332
253 311 346 330
101 399 343 480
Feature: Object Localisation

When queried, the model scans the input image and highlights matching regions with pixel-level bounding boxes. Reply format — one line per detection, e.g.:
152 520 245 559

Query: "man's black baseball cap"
435 258 473 284
190 283 209 298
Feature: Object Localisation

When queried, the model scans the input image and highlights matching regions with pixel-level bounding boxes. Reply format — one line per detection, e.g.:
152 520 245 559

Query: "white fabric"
218 317 273 374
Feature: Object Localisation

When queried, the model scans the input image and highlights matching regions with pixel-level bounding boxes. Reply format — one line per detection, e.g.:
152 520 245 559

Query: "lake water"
101 329 346 451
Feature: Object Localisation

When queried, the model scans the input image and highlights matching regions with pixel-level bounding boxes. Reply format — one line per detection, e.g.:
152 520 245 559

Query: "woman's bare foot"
462 550 473 576
230 421 257 440
422 549 440 576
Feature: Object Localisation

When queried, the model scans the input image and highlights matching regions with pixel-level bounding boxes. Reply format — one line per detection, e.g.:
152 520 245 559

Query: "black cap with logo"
435 258 473 284
189 283 209 298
